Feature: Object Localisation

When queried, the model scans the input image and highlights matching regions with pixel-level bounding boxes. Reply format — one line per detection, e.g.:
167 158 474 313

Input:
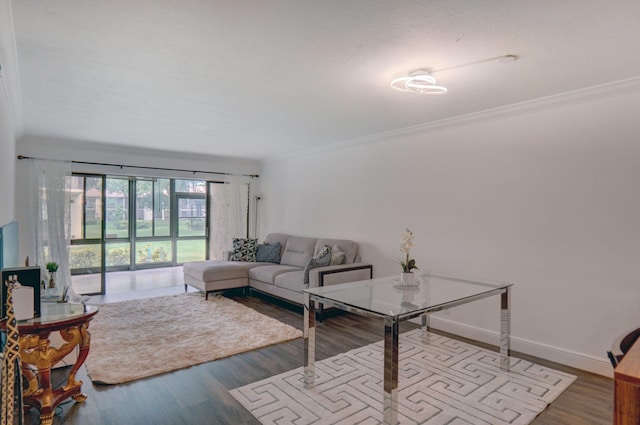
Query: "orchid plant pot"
400 272 415 286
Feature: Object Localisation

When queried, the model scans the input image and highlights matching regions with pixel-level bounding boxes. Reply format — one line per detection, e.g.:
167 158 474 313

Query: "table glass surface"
17 302 97 326
303 273 511 319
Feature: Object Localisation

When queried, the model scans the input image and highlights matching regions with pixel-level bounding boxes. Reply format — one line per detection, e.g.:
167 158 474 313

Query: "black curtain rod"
16 155 259 178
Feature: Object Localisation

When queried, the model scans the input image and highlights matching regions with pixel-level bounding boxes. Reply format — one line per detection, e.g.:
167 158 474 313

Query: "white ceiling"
11 0 640 160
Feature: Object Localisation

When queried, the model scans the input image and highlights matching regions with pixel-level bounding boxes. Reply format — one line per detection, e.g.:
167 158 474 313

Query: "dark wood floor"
24 290 614 425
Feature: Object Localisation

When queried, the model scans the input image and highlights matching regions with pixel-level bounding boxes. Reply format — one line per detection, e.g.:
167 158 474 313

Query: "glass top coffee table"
302 272 513 425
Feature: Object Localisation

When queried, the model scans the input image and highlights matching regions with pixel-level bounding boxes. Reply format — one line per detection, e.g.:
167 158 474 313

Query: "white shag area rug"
231 330 576 425
85 293 302 384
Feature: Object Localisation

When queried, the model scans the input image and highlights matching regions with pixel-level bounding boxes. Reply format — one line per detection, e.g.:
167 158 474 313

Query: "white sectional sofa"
183 233 373 307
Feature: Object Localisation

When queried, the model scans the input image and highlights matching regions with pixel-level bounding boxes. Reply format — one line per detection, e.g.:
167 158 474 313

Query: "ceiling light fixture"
497 54 518 64
390 55 518 95
390 72 447 95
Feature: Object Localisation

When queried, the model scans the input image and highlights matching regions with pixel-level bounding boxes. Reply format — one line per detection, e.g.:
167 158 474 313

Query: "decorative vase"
58 284 70 303
48 272 56 289
401 272 415 286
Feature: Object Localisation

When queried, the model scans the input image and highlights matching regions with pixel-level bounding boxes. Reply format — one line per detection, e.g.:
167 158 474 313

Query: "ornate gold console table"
1 302 98 425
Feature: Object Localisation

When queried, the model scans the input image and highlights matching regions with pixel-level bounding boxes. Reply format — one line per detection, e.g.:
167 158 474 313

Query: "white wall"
0 79 15 226
0 0 18 227
260 82 640 376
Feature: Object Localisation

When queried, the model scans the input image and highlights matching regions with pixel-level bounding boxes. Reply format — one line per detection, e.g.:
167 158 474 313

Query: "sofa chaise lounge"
183 233 373 306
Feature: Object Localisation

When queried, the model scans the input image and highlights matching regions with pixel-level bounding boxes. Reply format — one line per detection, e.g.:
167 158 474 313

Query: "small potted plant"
399 228 418 285
46 262 59 289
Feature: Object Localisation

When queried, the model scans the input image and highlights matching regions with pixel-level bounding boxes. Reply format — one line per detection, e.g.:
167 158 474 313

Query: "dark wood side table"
1 302 98 425
614 336 640 425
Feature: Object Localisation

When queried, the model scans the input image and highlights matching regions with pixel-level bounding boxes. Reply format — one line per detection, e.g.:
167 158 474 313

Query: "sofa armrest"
308 262 373 288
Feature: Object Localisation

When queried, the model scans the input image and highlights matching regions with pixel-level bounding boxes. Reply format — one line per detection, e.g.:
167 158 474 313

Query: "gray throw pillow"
230 238 258 262
255 242 281 263
303 245 332 287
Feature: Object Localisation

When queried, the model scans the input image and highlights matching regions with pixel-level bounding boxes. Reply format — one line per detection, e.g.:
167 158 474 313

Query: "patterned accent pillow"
303 245 332 287
230 238 258 262
255 242 281 263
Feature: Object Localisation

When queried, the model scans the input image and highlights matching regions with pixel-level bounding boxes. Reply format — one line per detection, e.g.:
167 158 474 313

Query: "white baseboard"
421 316 613 378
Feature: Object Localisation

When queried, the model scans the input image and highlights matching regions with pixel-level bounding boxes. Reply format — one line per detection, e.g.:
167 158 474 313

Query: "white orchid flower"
399 228 418 272
400 228 414 253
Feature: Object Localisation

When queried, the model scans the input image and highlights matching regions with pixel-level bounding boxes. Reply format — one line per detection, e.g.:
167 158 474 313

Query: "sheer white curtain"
208 176 251 259
27 159 75 298
228 175 249 240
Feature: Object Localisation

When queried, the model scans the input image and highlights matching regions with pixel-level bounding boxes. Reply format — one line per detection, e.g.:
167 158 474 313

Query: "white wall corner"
0 0 24 137
425 316 613 378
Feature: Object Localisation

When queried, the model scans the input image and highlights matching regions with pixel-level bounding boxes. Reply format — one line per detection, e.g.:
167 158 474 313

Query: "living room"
2 1 640 424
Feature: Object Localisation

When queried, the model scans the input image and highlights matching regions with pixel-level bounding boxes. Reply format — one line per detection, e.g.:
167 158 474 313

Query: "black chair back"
608 327 640 368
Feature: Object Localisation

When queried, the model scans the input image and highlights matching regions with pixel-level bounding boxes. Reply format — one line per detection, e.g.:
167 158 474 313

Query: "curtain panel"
208 176 251 260
26 159 74 298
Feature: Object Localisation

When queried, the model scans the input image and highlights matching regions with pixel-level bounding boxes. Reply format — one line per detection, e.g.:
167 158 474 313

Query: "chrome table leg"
383 316 399 425
421 313 430 343
304 293 316 389
500 287 511 371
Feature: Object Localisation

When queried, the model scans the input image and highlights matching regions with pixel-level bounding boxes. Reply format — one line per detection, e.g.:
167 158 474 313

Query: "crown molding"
276 75 640 161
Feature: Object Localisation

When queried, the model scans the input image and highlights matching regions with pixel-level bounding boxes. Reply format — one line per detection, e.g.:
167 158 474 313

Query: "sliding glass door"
70 175 211 295
175 180 207 263
134 178 172 268
104 177 131 273
69 174 106 295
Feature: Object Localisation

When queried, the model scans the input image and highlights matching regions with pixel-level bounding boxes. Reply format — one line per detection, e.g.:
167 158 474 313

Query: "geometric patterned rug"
230 329 576 425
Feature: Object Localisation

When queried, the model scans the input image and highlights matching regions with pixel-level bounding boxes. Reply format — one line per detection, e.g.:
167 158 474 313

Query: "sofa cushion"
275 270 304 292
248 264 301 284
315 238 358 264
183 260 263 282
280 237 317 268
230 238 258 262
255 242 281 263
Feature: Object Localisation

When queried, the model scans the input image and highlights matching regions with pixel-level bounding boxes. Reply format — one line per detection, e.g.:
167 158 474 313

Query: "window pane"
177 239 206 263
70 241 103 296
154 179 170 236
175 179 206 193
69 244 101 270
178 198 206 218
136 180 153 237
85 177 103 239
135 240 172 265
70 176 103 240
178 218 205 236
106 178 129 238
106 242 130 267
69 176 85 240
178 198 206 236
